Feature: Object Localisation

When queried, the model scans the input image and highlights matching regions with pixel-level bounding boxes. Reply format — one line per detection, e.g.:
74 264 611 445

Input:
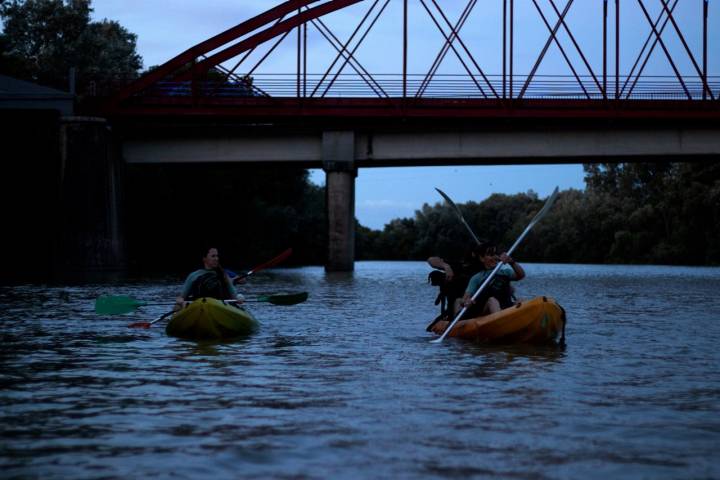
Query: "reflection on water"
1 262 720 479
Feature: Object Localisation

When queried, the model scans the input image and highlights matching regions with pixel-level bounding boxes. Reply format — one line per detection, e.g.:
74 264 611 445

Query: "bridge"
71 0 720 272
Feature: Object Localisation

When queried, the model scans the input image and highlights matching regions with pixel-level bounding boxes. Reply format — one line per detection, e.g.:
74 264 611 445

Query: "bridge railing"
147 74 719 101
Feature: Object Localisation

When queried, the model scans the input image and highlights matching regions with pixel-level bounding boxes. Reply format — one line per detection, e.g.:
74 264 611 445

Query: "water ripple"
1 263 719 479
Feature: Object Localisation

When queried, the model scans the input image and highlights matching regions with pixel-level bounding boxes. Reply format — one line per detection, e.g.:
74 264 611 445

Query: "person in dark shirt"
175 246 244 309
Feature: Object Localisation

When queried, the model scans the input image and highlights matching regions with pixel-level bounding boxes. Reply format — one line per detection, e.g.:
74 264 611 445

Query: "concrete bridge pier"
323 131 356 272
57 117 126 276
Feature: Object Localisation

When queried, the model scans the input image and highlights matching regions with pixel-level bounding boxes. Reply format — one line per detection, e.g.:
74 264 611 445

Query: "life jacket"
189 270 230 300
467 274 517 315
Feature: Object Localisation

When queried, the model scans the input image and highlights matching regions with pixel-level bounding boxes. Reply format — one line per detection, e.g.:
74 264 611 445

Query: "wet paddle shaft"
230 248 292 283
96 290 306 315
431 187 559 343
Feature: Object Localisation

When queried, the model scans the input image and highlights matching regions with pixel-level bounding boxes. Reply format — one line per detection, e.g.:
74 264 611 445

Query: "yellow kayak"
431 296 566 345
166 297 259 340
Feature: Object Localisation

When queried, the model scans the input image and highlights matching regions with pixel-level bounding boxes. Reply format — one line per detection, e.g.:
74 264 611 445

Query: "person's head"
473 242 499 268
202 246 220 270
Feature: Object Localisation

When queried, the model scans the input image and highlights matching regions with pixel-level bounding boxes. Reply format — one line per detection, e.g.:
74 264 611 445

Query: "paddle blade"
128 321 151 329
533 187 560 225
247 248 293 276
257 292 308 305
436 188 481 245
435 188 463 217
95 295 145 315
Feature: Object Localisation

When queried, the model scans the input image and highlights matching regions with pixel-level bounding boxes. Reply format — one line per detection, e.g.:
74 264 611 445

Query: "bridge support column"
56 117 126 276
323 131 356 272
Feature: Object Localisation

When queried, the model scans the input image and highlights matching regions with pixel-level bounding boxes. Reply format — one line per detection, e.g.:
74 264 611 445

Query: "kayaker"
460 242 525 317
175 246 245 308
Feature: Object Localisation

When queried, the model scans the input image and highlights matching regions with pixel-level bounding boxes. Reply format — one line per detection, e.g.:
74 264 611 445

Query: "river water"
2 262 719 479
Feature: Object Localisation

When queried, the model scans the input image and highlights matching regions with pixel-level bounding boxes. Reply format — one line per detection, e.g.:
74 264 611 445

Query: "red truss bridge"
85 0 720 272
103 0 720 121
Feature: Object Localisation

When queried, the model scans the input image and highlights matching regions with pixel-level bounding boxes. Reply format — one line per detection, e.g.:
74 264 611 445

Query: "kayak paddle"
426 188 483 332
431 187 559 343
99 291 309 316
256 291 308 305
435 188 481 245
95 295 165 315
125 292 308 329
128 310 174 329
227 248 293 283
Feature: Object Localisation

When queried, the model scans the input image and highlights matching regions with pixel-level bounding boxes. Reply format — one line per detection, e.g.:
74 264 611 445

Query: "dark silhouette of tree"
1 0 142 94
356 162 720 266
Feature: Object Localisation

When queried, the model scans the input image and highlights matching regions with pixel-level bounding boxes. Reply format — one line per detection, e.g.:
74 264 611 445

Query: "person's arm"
462 272 480 306
427 256 454 281
176 271 197 308
499 253 525 280
225 273 244 303
174 296 186 310
179 272 195 299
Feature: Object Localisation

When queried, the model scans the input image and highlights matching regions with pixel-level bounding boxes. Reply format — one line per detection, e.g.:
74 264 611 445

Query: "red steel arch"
105 0 720 120
110 0 363 104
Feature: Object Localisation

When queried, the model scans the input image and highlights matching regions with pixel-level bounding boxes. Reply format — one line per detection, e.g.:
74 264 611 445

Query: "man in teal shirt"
461 243 525 317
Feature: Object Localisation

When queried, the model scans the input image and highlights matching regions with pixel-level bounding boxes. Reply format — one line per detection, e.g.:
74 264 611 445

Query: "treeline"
357 162 720 266
124 164 327 274
98 160 720 272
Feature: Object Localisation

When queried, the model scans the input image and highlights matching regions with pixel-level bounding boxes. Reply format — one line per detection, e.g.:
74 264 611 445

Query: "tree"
123 163 328 273
0 0 142 94
353 162 720 266
582 161 720 265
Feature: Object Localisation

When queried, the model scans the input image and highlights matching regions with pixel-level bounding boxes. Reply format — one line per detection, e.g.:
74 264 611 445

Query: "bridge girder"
103 0 720 117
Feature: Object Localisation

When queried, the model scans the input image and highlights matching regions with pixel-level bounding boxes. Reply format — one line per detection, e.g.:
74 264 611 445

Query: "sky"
90 0 716 229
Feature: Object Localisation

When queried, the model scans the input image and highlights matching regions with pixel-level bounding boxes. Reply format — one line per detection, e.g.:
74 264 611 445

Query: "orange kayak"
431 296 566 345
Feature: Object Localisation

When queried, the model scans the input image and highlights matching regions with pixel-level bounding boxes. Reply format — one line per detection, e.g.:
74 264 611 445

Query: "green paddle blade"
257 292 308 306
95 295 146 315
